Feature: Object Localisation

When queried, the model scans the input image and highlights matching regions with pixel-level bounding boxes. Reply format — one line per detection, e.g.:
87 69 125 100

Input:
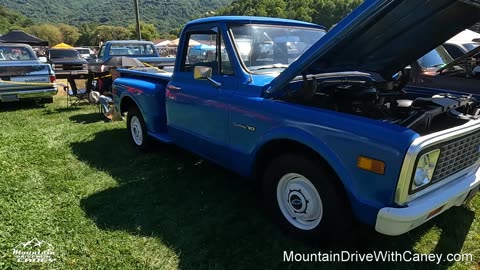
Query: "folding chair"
63 73 90 108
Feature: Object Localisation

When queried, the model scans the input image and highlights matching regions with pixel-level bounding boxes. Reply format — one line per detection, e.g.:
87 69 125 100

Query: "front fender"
252 126 354 193
250 123 413 227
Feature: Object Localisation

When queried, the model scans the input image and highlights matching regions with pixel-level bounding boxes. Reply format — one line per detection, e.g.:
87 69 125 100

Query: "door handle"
167 85 181 91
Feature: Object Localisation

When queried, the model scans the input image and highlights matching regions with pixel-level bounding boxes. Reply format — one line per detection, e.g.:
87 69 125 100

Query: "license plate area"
1 94 19 102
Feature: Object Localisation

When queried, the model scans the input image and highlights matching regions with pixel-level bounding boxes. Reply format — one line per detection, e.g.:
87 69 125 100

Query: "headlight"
412 149 440 190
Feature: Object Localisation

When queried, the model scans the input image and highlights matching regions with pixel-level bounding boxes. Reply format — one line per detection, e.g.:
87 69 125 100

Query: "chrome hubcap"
131 116 143 145
277 173 323 230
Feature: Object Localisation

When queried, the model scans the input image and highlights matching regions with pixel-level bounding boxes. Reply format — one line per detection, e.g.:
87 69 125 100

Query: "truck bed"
114 68 172 136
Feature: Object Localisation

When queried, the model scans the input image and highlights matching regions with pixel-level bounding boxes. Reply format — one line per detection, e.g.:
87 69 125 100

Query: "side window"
183 32 218 74
220 36 233 75
182 31 234 76
443 44 464 59
98 46 105 57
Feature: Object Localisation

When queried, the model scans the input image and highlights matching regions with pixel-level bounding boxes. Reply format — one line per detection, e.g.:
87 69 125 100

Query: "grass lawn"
0 97 479 270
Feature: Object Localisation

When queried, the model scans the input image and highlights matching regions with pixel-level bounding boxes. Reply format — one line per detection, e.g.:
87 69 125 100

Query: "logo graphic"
12 238 56 263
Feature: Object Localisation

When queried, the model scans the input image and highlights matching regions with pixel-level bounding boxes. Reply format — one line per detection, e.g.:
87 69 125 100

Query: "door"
166 26 236 165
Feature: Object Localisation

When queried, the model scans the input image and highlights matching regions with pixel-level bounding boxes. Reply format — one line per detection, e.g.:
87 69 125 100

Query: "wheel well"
120 96 136 114
253 139 351 207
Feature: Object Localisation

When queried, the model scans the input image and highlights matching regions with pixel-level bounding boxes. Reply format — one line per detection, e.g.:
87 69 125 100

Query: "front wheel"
127 106 151 150
262 154 352 241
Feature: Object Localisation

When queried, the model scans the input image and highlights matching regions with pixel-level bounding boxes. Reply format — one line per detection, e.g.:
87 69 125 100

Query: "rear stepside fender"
114 77 168 134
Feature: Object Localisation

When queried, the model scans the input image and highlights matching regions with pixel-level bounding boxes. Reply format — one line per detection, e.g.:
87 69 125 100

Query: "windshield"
109 43 156 56
50 49 80 59
76 49 90 54
0 46 35 61
418 46 454 69
230 24 326 73
464 43 479 52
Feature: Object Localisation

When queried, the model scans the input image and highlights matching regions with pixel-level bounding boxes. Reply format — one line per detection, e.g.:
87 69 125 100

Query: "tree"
57 23 80 45
217 0 363 28
25 24 63 45
0 5 32 33
77 22 98 46
91 25 130 45
127 22 160 41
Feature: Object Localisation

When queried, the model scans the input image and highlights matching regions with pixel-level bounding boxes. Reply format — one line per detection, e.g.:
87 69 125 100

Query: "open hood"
265 0 480 98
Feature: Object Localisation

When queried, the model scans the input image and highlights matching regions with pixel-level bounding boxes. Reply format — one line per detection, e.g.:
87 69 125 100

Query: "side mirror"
193 66 221 88
38 56 48 63
194 65 212 80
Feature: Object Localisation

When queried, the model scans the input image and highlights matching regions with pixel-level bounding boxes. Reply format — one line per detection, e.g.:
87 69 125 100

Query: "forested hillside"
218 0 363 28
1 0 478 46
0 0 231 34
0 5 33 33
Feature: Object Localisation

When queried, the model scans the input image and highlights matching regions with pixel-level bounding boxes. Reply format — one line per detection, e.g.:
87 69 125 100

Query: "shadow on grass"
42 106 82 116
69 112 105 124
0 100 47 112
74 129 475 269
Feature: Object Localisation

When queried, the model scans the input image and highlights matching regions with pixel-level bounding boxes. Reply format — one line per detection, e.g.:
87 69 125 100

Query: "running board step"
148 132 173 143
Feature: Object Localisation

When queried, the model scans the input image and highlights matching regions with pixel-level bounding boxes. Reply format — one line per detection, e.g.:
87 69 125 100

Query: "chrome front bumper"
375 160 480 236
0 87 58 102
376 120 480 236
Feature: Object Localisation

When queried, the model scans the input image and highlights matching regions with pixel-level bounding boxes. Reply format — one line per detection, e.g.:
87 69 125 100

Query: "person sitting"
89 66 121 121
101 67 121 121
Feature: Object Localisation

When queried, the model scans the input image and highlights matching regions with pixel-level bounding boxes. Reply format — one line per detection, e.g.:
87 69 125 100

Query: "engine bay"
283 74 480 135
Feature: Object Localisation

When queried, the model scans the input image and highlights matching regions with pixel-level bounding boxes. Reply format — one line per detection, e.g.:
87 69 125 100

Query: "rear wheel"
262 154 352 241
127 106 151 150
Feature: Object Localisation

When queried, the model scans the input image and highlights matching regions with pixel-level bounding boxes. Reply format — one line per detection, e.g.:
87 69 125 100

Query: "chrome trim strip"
0 88 57 99
395 120 480 205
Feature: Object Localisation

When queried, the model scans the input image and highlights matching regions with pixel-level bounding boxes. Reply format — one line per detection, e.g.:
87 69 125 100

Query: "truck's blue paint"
113 1 479 229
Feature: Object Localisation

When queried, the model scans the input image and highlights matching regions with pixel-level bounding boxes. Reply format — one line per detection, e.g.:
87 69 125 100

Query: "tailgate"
0 65 54 91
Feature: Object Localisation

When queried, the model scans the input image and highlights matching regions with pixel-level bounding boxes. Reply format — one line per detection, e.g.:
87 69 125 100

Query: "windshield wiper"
429 63 445 68
250 64 288 71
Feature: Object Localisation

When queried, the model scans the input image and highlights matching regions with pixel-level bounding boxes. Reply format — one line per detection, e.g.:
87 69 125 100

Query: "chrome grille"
432 131 480 182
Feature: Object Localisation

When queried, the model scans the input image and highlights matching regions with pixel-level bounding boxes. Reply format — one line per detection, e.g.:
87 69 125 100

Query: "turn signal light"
357 156 386 175
427 205 445 219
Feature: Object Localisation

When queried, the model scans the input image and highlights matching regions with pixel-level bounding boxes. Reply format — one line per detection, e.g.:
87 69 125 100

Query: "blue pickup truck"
88 40 175 73
114 0 480 240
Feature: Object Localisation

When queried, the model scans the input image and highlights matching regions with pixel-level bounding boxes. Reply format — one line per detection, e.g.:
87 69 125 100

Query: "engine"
286 79 480 135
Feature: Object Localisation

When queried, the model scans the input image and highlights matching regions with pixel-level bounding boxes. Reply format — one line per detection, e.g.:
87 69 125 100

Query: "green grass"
0 97 479 270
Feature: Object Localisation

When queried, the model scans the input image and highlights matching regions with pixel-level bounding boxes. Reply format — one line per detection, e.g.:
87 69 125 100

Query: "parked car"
0 43 56 103
46 48 88 79
405 45 480 97
113 0 480 240
74 47 95 60
443 29 480 58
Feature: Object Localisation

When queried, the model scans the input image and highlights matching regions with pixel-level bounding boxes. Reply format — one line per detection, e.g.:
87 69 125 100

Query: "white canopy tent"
155 40 173 47
169 38 201 47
